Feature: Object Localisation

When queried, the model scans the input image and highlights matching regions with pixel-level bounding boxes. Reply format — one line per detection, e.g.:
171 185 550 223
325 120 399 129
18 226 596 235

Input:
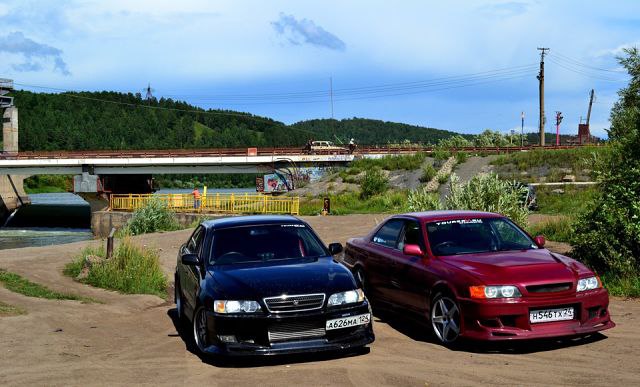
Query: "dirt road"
1 214 638 386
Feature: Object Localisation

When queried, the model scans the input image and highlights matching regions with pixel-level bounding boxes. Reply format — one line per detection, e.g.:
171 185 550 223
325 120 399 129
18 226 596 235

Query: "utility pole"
329 76 334 119
537 47 549 146
555 111 563 146
586 89 594 126
521 111 525 147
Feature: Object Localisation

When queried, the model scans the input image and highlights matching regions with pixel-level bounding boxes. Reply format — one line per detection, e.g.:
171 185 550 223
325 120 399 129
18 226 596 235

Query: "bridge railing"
110 193 300 215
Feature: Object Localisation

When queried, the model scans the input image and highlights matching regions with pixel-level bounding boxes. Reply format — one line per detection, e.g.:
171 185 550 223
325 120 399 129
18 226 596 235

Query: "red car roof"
401 210 504 222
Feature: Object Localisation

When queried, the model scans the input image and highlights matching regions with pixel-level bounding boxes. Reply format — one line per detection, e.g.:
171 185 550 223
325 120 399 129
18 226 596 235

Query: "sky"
0 0 638 138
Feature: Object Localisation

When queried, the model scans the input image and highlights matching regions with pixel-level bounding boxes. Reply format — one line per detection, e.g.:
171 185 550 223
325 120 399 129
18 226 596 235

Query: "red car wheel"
430 293 461 344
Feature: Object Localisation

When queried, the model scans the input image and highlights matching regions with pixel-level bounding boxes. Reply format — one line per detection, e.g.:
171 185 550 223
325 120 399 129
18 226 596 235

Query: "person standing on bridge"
192 187 201 210
348 138 357 154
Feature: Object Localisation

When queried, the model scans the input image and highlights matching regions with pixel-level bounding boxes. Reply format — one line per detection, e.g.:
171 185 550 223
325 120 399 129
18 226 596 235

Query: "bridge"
0 145 577 175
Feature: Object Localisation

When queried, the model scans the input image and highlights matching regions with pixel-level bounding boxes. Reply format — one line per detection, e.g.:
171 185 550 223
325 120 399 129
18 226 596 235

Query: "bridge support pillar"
2 107 18 155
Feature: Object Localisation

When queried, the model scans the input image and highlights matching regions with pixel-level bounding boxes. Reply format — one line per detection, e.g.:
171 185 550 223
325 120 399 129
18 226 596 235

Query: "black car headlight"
214 300 262 313
327 289 365 306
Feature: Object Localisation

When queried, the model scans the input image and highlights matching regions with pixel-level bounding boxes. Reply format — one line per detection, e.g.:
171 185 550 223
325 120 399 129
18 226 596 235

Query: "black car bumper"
201 302 375 356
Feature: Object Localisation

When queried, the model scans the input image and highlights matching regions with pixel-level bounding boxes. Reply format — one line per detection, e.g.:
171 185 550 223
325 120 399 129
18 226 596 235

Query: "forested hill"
10 90 463 151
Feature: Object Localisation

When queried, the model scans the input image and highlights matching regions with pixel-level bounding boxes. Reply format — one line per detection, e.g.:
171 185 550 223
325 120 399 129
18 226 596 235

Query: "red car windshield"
425 217 537 256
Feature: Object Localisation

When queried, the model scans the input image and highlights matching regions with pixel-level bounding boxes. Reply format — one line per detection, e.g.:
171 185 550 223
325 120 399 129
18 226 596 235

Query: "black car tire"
193 306 209 354
430 292 461 345
355 267 368 294
174 276 184 321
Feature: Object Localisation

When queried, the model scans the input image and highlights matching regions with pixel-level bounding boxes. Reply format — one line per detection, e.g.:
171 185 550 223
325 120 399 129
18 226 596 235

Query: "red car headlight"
470 285 522 299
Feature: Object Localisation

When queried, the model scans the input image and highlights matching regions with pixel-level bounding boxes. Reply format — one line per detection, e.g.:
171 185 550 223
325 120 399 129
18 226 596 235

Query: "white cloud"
271 13 346 51
0 31 70 75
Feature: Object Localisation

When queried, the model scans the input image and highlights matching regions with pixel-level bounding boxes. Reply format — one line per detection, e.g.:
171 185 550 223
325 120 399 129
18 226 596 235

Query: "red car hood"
443 249 581 285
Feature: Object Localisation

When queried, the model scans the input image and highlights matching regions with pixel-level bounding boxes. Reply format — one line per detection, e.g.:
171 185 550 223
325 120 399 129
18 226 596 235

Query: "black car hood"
207 257 357 300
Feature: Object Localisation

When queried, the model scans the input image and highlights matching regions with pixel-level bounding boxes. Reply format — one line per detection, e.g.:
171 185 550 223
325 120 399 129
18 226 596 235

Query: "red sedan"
342 211 615 344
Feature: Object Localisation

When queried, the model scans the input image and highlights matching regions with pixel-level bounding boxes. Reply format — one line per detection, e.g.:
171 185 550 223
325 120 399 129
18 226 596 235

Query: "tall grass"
526 217 574 243
65 239 168 298
351 153 426 170
491 146 608 172
535 185 599 215
407 173 529 226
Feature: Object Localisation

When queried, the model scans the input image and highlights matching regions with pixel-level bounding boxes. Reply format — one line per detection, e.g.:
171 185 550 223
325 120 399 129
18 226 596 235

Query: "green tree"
572 47 640 277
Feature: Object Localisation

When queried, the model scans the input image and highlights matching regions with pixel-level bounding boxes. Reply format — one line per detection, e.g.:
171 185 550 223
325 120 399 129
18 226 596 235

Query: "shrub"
455 151 469 164
437 173 450 185
420 164 437 182
65 239 168 298
432 147 451 161
407 188 443 212
438 135 472 148
446 173 529 226
360 168 388 199
125 198 180 235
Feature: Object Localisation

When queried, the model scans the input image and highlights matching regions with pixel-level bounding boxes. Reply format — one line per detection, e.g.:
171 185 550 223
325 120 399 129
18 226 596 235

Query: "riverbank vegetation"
154 173 257 189
23 175 71 194
0 269 92 302
65 240 167 298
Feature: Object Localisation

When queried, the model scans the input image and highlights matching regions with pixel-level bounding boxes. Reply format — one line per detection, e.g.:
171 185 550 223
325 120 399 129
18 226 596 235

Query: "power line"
550 52 625 73
161 64 537 101
546 57 625 82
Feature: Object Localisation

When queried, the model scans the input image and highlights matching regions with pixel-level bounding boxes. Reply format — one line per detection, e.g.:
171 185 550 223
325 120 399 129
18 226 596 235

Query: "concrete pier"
91 210 225 237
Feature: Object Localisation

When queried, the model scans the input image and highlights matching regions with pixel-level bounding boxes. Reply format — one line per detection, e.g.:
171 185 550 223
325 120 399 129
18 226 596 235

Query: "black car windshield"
209 224 329 265
426 217 537 256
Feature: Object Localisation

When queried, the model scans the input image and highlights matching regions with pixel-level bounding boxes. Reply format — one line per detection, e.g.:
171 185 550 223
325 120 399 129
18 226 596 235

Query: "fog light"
218 335 237 343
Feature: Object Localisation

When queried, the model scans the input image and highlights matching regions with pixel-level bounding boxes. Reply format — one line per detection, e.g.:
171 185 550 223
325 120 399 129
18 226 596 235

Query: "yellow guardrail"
109 193 300 215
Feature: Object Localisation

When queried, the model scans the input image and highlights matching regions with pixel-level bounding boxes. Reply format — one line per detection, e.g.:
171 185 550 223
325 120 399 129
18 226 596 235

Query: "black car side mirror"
181 253 200 265
328 243 343 255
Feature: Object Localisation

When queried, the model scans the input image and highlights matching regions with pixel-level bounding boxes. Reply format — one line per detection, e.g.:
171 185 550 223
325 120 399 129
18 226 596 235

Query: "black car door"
387 219 429 314
365 219 405 302
182 226 205 313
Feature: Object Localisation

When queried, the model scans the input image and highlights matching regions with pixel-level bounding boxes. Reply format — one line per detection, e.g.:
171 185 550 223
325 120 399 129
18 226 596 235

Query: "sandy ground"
0 214 638 386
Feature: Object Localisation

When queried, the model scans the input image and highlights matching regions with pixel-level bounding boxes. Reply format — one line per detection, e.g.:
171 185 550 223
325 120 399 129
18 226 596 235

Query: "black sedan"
174 215 374 356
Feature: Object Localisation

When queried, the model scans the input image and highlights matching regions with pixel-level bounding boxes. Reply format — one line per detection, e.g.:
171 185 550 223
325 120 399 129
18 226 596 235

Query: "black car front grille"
263 293 326 313
268 320 326 342
526 282 572 293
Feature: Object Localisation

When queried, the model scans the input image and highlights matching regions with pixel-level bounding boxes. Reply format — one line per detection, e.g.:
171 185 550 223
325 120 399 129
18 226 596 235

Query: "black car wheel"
430 292 461 345
355 267 367 293
174 276 184 321
193 306 209 354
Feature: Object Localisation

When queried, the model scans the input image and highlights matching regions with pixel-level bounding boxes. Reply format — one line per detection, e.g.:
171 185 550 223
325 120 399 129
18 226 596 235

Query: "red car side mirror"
403 244 424 257
534 235 546 248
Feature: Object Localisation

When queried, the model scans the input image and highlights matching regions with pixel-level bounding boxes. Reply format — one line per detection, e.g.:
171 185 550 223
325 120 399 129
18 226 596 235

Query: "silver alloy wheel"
193 307 208 353
431 295 461 344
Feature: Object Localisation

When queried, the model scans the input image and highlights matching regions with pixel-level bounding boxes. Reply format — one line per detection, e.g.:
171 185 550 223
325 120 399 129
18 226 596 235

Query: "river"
0 187 256 250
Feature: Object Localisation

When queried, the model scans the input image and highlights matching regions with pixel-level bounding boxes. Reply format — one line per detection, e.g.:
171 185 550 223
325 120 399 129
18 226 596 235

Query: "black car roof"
202 215 304 230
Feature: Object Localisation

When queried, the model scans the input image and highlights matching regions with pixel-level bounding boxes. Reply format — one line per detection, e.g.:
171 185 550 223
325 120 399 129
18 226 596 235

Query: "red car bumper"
458 288 615 341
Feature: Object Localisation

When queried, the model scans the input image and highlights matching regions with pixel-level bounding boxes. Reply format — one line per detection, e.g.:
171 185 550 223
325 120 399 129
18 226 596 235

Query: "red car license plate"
529 307 575 323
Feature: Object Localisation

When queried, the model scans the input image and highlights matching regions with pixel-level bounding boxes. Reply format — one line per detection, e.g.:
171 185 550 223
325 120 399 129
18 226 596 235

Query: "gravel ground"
0 214 636 386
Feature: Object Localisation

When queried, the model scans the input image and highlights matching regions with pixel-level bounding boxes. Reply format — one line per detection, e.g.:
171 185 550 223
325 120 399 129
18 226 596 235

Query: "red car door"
386 219 430 314
364 219 405 303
